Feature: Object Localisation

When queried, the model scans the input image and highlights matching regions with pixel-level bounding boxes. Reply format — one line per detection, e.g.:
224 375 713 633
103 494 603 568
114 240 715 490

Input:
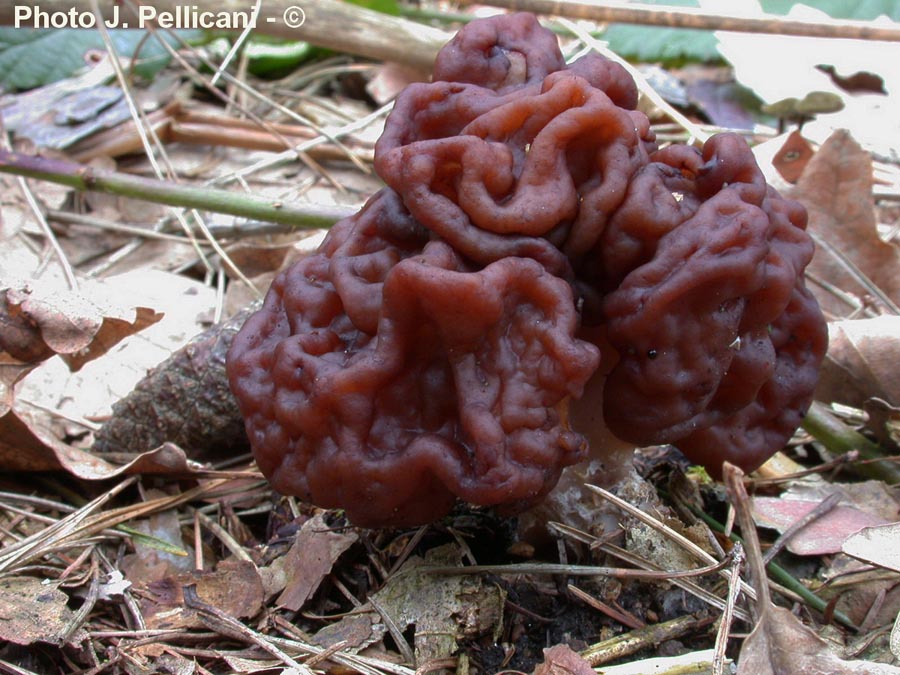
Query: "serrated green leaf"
0 28 201 91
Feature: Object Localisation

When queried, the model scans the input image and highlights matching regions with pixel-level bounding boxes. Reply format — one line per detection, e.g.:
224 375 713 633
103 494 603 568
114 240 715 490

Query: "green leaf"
601 0 720 63
760 0 900 20
117 524 189 556
343 0 401 16
603 25 720 63
244 40 314 76
0 28 201 91
600 0 900 64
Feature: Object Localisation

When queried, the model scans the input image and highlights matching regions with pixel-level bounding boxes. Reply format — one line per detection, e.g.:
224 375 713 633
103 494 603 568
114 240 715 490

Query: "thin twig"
550 521 752 623
183 584 314 674
587 484 757 600
712 543 744 675
567 584 644 629
0 150 352 228
580 613 712 667
762 492 841 565
461 0 900 42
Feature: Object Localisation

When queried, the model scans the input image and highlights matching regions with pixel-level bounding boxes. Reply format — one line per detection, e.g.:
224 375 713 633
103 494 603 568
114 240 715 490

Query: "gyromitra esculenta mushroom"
226 13 827 528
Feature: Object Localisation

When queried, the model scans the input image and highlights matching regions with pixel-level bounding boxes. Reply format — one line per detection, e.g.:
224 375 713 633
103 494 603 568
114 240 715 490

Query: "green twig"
802 401 900 485
0 150 353 229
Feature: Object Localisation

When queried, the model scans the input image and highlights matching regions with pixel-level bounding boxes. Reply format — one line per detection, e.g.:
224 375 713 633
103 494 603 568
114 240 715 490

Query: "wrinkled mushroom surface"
227 13 827 527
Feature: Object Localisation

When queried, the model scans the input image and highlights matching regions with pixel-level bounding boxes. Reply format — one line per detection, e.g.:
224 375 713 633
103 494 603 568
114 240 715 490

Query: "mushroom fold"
227 13 827 527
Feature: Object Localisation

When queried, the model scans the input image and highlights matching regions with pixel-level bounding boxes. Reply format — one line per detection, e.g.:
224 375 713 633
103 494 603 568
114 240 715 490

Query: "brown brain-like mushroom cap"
226 13 827 527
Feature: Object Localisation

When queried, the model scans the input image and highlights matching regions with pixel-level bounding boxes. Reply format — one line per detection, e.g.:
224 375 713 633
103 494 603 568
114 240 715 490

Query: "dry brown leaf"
1 279 162 371
816 316 900 408
120 502 195 586
0 266 228 480
0 387 198 477
366 62 428 105
752 496 888 556
140 559 265 630
792 130 900 317
738 604 900 674
727 464 900 674
276 512 359 611
533 644 595 675
772 130 815 184
0 576 85 646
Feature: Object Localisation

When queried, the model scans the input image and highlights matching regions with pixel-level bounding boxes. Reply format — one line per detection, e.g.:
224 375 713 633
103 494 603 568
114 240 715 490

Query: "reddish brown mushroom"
226 13 827 527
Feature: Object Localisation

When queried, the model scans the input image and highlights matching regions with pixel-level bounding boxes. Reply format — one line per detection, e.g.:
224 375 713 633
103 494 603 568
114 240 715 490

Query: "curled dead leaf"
533 644 595 675
276 512 359 611
738 604 900 675
772 130 815 183
726 464 900 674
816 316 900 409
791 130 900 317
1 279 162 372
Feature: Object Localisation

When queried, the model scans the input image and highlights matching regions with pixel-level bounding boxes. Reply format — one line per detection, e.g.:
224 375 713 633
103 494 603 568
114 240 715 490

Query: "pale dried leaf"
97 570 131 601
891 611 900 661
120 501 194 586
752 496 888 556
372 544 503 665
843 522 900 573
817 317 900 408
791 130 900 317
3 278 162 370
366 63 427 105
19 270 215 451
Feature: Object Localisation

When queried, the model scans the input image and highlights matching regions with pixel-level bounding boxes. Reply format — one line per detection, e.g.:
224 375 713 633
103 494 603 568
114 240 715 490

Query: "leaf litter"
1 4 900 674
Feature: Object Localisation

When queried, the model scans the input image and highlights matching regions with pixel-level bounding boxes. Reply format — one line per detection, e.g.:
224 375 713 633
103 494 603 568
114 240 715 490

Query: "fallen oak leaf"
791 130 900 317
726 464 900 674
276 512 358 611
0 397 198 477
752 495 888 556
816 316 900 409
842 522 900 574
2 278 162 372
